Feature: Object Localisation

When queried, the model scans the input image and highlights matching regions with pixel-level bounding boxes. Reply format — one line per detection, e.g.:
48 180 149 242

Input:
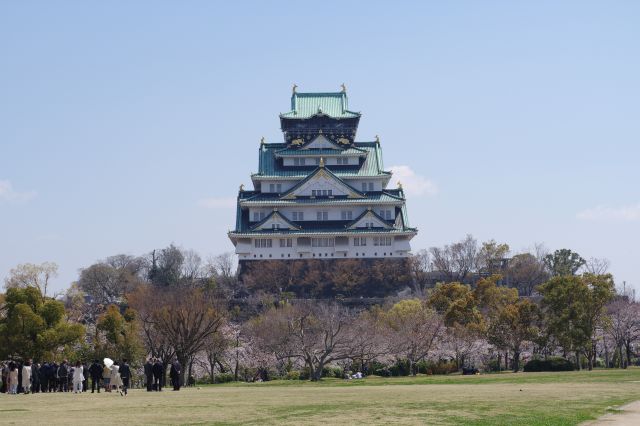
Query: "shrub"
422 360 458 375
284 370 301 380
523 357 574 372
214 372 236 383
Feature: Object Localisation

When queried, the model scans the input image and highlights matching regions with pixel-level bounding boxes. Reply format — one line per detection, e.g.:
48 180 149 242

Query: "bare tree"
408 250 432 297
584 257 610 275
250 302 355 381
383 299 445 375
429 234 478 283
505 253 549 296
4 262 58 299
607 298 640 368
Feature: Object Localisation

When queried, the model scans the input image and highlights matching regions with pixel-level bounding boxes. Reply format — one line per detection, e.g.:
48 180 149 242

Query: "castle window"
337 157 348 165
317 211 328 221
272 223 280 230
373 237 392 246
253 211 266 222
341 210 353 220
311 237 334 247
254 239 272 248
353 237 366 246
292 211 304 221
279 238 292 247
294 158 306 166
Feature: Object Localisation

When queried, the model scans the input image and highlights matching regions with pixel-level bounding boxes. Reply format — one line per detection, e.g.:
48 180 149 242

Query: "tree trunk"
575 351 582 371
512 351 521 373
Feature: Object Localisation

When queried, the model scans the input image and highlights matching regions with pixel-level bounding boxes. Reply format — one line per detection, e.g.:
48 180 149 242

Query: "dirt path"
586 401 640 425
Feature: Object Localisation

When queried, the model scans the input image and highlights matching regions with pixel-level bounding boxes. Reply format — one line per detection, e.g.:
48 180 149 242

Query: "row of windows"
253 237 393 248
311 238 335 247
269 183 282 193
311 189 332 197
361 182 375 192
253 210 393 222
291 158 352 166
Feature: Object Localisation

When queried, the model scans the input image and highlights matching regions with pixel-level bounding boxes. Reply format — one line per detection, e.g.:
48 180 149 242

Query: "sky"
1 1 638 295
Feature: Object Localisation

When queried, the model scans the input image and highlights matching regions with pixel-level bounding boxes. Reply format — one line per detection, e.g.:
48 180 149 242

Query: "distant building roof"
280 92 361 119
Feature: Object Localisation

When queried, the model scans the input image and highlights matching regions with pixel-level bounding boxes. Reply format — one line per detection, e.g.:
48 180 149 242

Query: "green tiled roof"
274 147 367 157
229 228 417 237
280 92 360 119
239 191 405 207
255 142 388 179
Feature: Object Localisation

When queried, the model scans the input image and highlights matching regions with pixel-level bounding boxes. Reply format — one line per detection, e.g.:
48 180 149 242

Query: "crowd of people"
0 358 135 395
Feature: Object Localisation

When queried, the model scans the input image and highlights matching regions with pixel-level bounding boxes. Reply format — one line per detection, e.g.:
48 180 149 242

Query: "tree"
152 287 225 385
384 299 444 375
538 274 615 370
606 298 640 368
0 286 84 360
543 249 585 277
477 240 510 275
428 282 483 330
4 262 58 299
429 235 478 283
505 253 549 296
148 244 185 287
584 257 610 275
408 250 432 296
95 305 143 364
487 299 540 372
250 302 355 381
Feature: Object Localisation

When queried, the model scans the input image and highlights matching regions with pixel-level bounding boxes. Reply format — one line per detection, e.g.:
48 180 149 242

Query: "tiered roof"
280 91 360 119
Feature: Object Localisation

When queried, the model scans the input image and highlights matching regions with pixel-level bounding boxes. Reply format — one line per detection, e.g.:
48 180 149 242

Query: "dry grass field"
1 369 640 425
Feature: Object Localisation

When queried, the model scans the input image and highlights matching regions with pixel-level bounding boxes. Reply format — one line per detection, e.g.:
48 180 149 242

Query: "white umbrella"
103 358 114 369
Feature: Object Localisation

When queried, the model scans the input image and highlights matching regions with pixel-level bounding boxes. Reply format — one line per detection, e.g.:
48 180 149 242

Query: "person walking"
89 360 102 393
110 361 124 396
119 359 131 396
144 358 153 392
72 361 84 393
102 363 111 392
152 359 163 391
21 360 32 394
170 359 181 391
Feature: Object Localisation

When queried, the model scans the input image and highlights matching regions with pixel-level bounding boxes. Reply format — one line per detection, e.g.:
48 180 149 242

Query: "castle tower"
228 87 418 262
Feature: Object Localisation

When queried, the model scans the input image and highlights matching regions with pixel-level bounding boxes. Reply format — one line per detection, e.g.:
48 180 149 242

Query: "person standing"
57 360 69 392
82 363 89 392
72 361 84 393
119 359 131 395
31 361 40 393
89 360 102 393
8 362 18 394
21 361 32 394
144 358 153 392
170 359 181 391
152 359 163 391
110 361 123 396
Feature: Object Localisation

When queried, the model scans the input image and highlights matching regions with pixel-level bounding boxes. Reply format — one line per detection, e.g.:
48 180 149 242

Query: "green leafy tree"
95 304 144 364
0 286 84 360
543 249 586 277
487 299 540 372
538 274 615 370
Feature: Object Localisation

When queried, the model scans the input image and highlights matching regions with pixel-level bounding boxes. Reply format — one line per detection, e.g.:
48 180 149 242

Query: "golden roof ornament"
397 181 403 189
375 135 380 143
292 84 297 94
319 157 325 168
239 184 245 192
260 136 265 145
341 83 347 93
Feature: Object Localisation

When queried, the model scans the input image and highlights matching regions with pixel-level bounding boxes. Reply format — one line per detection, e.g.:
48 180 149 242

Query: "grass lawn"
1 369 639 425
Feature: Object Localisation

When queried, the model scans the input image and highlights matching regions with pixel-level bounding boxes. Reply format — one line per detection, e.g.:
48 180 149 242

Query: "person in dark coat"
144 358 153 392
120 359 131 395
48 362 58 392
88 360 102 393
82 363 89 392
31 361 40 393
152 359 163 391
169 359 181 391
57 360 69 392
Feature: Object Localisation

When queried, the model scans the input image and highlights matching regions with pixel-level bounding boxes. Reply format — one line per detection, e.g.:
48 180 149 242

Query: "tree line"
1 236 638 383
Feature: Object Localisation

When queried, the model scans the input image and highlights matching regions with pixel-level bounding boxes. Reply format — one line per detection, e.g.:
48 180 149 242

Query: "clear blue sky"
1 1 638 294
